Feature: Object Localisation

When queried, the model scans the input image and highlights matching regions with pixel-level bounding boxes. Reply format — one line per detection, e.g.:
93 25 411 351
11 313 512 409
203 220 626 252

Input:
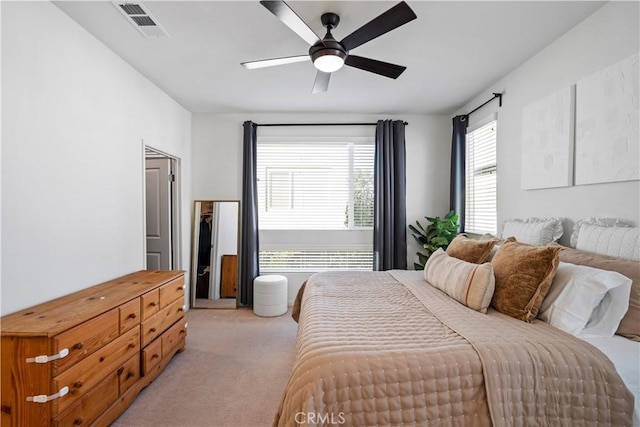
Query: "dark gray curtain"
450 115 468 232
374 120 407 270
240 121 259 306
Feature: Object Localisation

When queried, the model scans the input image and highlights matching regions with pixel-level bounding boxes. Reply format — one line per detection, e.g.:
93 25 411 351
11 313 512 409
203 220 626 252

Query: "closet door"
145 158 173 270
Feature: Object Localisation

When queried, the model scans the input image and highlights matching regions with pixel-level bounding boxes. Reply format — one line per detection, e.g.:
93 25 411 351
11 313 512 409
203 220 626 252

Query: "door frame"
143 143 182 270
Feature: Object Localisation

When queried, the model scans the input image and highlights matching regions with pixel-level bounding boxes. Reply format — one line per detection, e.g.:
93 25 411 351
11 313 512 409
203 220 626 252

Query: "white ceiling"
54 1 605 114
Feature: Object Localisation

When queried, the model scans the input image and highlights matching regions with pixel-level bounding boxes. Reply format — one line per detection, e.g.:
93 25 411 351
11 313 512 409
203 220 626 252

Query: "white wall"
1 2 192 315
456 2 639 245
191 113 450 302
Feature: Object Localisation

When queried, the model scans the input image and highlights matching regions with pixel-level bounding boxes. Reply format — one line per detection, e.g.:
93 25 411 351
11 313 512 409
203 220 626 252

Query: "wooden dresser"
1 270 187 426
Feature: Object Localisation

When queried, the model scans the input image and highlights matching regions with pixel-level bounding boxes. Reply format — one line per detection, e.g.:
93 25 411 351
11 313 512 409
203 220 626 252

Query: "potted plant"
409 210 460 270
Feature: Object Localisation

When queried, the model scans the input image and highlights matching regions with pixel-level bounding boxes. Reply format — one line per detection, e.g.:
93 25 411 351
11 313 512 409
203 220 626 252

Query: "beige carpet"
112 308 298 427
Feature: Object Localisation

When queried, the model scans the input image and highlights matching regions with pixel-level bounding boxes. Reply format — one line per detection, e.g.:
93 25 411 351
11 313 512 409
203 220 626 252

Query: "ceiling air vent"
112 2 169 38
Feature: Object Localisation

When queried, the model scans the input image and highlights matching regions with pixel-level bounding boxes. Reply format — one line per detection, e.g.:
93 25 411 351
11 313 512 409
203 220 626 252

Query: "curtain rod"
465 92 503 117
254 121 408 127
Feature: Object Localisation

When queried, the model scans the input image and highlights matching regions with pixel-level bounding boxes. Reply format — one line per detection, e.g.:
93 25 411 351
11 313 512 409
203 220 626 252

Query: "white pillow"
576 224 640 261
570 217 628 247
539 262 632 337
501 217 563 246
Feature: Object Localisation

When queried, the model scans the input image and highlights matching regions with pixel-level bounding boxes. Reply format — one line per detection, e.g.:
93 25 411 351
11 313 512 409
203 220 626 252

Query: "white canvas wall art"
575 53 639 185
521 86 575 190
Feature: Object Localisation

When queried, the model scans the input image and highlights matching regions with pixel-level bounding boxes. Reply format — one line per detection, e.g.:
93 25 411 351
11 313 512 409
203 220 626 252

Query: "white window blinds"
465 120 497 235
257 141 374 229
257 139 374 271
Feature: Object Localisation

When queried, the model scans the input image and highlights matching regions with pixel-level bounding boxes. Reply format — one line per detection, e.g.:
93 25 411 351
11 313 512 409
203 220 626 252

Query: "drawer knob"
73 343 84 350
73 417 84 425
149 301 157 307
126 371 135 380
117 367 125 376
128 343 136 349
149 328 157 333
152 353 159 360
127 313 137 319
73 381 83 389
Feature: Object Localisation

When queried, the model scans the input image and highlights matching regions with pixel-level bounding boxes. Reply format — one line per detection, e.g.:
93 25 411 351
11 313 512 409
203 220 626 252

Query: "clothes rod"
254 121 408 127
465 92 503 117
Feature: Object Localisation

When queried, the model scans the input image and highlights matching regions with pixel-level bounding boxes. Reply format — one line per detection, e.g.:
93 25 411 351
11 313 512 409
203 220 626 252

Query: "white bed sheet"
581 335 640 425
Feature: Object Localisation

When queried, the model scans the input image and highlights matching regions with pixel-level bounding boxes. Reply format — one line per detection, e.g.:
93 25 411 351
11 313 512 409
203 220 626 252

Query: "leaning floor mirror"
190 200 240 309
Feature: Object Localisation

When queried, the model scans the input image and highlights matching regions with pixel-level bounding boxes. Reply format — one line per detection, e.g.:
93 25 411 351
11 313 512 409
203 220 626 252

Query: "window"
257 139 374 271
465 120 497 235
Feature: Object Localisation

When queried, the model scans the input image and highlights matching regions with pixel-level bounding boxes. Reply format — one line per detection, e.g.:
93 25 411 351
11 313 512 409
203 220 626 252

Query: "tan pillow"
424 248 495 313
446 235 498 264
491 239 561 321
549 242 640 341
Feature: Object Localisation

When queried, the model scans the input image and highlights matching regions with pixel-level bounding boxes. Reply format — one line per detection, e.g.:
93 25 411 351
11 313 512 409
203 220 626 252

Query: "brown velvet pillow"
549 242 640 341
446 235 498 264
490 239 562 322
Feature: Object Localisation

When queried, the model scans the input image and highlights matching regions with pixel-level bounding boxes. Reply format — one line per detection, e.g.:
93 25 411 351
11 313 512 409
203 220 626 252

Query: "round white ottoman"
253 275 288 317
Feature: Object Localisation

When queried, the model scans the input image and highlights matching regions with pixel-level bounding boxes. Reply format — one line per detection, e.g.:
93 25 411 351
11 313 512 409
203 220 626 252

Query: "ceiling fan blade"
241 55 310 70
345 55 407 79
260 1 321 46
312 71 330 94
340 2 417 51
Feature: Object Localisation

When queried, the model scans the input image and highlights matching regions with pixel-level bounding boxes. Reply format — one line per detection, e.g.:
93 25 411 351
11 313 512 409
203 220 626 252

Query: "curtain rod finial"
492 92 503 107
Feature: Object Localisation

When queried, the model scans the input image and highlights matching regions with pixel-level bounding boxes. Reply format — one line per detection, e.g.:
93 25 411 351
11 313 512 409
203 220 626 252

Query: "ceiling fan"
241 1 417 94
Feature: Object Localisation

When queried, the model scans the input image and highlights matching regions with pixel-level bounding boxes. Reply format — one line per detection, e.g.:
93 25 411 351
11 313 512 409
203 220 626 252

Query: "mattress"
276 270 634 426
581 335 640 425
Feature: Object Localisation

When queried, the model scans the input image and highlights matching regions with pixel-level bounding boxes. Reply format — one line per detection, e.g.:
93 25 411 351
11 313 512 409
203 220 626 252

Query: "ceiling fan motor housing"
309 39 347 63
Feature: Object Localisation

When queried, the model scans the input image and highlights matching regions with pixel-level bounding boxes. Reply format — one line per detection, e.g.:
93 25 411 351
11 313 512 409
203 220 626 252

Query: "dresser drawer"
52 327 140 416
141 339 162 376
53 371 118 427
162 319 188 359
118 354 140 395
159 277 185 308
141 299 185 347
119 298 140 334
52 309 120 375
141 289 160 321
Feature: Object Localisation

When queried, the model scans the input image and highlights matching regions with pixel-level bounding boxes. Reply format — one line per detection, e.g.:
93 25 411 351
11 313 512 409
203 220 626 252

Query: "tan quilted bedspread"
274 270 633 426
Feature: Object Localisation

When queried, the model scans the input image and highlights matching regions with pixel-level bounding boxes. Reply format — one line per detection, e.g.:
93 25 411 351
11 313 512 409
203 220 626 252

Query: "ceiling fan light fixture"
313 53 345 73
311 48 347 73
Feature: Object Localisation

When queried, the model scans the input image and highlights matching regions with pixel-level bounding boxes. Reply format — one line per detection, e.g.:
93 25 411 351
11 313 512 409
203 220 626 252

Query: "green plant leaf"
409 210 462 270
432 236 449 246
409 224 426 237
412 235 427 247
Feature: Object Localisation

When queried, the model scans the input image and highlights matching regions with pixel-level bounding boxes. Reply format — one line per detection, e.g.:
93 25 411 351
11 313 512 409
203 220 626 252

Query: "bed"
274 224 639 426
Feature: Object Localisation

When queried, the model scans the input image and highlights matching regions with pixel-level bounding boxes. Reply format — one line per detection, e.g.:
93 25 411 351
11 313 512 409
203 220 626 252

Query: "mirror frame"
190 200 241 309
